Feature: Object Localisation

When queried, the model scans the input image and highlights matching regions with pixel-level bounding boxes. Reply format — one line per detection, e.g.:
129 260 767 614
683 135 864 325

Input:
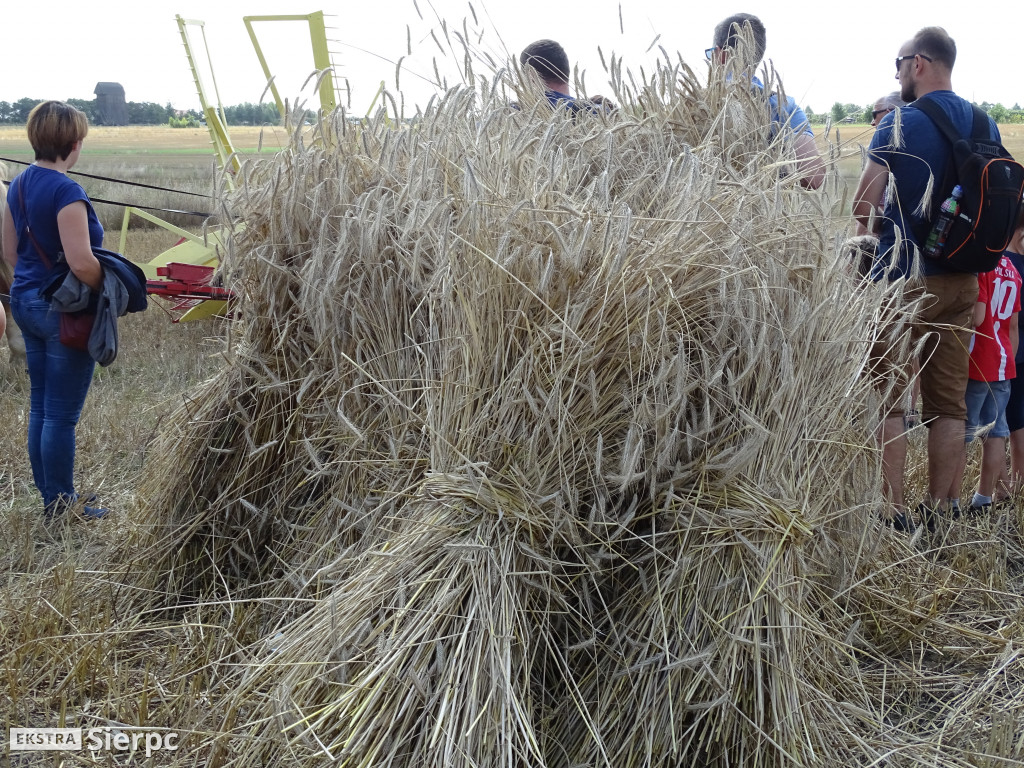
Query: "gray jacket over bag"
42 247 149 367
47 269 132 367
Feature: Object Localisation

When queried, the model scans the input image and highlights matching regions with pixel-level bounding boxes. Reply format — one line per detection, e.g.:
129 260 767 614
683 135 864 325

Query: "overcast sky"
4 1 1018 116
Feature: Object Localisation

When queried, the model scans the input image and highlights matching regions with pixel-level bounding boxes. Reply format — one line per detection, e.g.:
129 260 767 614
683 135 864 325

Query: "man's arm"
853 159 890 236
793 133 825 190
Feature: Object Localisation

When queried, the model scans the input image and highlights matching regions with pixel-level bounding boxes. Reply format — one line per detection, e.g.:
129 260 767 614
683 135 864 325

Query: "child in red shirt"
947 254 1022 515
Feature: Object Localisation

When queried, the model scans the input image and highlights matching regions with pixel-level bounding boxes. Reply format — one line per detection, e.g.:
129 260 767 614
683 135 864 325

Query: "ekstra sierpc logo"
10 727 179 756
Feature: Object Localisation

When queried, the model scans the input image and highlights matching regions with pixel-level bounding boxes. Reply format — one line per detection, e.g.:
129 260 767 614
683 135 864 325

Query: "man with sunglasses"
871 91 906 128
706 13 825 189
853 27 1001 532
857 92 908 233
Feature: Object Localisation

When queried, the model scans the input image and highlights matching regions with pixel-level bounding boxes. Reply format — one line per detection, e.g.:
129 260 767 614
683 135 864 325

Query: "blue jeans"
965 378 1011 441
10 293 96 508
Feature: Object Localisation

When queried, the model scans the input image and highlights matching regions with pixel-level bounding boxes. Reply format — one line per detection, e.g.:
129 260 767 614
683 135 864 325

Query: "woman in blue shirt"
1 100 107 520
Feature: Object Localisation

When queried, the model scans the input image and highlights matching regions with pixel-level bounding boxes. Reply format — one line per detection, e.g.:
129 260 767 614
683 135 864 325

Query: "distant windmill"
93 82 127 125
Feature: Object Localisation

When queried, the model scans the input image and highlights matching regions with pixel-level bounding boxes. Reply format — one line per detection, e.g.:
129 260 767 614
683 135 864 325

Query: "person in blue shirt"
871 91 906 128
1 100 108 521
519 39 598 116
853 27 998 533
706 13 825 190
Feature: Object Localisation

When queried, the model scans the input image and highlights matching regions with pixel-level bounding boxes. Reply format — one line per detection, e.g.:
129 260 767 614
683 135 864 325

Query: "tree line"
810 101 1024 125
0 98 281 127
2 95 1020 128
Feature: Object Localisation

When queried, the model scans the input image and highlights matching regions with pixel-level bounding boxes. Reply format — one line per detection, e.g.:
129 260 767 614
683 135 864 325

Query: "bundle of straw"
71 57 1024 766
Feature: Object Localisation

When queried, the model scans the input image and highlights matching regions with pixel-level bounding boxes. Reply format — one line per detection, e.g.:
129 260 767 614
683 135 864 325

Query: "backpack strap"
969 104 990 142
908 96 981 244
914 96 989 144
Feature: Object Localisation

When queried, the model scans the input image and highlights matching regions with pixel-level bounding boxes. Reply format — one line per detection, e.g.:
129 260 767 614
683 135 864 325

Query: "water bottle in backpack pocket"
922 185 962 259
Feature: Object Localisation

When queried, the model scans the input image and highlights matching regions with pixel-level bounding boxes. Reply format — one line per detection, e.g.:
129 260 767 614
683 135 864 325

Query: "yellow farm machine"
130 11 348 321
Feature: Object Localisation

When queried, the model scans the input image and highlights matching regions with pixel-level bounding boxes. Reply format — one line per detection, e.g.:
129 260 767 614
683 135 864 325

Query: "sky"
3 1 1018 117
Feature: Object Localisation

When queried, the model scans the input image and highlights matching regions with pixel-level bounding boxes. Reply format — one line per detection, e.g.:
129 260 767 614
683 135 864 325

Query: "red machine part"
146 262 234 313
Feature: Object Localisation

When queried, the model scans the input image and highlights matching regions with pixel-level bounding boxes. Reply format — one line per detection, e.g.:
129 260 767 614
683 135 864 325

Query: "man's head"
871 91 906 127
520 40 570 91
895 27 956 102
710 13 766 67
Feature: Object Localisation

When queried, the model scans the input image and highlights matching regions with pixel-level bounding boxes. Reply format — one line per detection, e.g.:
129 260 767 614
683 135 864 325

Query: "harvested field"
2 57 1024 768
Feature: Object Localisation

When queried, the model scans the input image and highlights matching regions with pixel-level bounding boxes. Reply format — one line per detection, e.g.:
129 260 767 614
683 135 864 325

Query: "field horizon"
0 124 290 155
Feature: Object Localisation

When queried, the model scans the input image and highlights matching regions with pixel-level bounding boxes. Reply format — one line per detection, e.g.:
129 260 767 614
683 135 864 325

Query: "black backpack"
913 97 1024 273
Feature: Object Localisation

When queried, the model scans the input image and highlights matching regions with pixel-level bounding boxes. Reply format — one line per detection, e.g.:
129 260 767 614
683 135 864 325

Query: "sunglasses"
871 108 892 121
894 53 932 72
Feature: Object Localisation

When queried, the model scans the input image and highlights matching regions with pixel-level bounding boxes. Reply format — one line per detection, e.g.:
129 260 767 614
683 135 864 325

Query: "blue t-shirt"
544 89 600 117
868 90 1000 280
750 76 814 139
6 164 104 294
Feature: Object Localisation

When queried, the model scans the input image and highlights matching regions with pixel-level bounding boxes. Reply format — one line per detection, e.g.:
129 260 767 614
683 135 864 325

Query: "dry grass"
2 56 1024 768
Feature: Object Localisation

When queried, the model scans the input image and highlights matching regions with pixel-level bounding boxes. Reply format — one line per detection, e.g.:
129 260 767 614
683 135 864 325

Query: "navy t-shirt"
544 89 600 116
1007 250 1024 365
868 90 1000 280
7 164 104 294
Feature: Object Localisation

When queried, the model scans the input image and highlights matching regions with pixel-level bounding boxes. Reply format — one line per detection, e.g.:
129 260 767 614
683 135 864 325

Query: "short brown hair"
520 40 570 83
713 13 767 65
910 26 957 70
27 101 89 162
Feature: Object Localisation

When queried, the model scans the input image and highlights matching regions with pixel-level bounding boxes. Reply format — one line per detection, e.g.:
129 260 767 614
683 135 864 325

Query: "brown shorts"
871 272 979 422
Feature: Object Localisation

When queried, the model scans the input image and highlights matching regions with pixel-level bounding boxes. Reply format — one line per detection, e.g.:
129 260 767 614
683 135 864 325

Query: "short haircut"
27 101 89 162
520 39 570 84
713 13 766 65
910 26 957 70
877 91 907 110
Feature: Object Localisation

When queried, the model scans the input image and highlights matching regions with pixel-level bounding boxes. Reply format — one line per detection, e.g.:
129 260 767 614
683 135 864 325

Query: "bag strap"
914 96 989 145
16 178 53 271
969 104 990 142
909 97 984 243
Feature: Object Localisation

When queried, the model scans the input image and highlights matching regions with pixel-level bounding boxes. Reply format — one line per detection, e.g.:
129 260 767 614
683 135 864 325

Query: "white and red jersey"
969 255 1022 382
